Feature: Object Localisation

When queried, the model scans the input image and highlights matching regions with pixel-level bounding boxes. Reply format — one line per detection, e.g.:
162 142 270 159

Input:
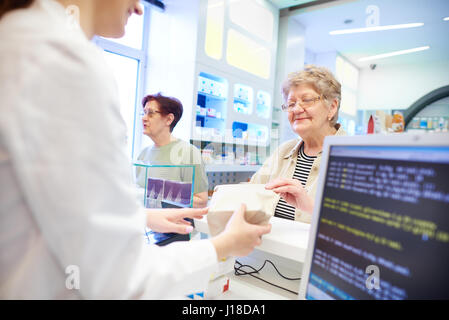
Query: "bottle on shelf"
392 111 405 133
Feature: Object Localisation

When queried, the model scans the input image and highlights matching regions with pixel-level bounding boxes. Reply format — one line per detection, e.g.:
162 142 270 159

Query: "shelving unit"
270 106 282 153
233 84 253 115
194 72 228 141
205 164 261 172
193 71 273 149
188 0 279 173
407 116 449 132
256 90 271 119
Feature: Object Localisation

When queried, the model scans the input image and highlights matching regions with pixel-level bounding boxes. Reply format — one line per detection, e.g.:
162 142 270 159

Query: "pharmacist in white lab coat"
0 0 271 299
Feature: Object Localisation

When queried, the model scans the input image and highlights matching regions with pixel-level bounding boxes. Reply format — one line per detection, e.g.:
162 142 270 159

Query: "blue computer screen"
306 145 449 300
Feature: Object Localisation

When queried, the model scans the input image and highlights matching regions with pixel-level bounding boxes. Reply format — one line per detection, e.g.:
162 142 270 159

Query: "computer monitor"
299 133 449 300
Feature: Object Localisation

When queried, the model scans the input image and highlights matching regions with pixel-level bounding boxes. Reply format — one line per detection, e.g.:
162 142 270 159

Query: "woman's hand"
145 207 208 234
265 178 314 214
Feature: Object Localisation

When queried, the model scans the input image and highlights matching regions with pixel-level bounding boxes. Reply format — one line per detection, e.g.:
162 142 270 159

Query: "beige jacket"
250 125 346 223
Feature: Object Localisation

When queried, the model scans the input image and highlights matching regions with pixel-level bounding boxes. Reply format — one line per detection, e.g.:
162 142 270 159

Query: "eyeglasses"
281 95 323 112
140 109 162 117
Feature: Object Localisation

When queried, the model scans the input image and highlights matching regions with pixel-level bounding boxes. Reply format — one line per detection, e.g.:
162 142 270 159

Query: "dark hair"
141 93 183 132
0 0 34 19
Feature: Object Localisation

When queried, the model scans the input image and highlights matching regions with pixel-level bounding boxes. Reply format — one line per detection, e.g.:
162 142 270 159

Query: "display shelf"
205 164 261 172
233 97 251 104
196 114 225 120
198 91 227 101
193 135 268 147
233 83 253 115
193 72 272 147
195 72 228 138
256 90 271 119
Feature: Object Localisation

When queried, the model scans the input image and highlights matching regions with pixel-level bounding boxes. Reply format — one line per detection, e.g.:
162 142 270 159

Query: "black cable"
245 274 299 296
235 259 301 280
234 261 299 295
234 260 301 296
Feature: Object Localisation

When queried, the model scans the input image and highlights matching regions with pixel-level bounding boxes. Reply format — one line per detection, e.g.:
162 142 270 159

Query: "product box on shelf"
207 108 217 117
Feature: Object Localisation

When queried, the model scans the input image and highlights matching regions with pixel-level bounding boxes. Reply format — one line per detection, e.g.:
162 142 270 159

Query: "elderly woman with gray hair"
251 65 346 223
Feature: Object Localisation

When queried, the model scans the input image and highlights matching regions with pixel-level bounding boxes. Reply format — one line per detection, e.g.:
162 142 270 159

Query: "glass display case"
134 163 195 246
134 164 195 208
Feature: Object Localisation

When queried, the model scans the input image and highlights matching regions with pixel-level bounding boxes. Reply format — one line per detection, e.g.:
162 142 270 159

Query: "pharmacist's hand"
265 178 314 214
145 207 208 234
211 204 272 260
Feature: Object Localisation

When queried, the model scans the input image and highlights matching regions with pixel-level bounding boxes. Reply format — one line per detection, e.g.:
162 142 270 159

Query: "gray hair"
282 64 341 126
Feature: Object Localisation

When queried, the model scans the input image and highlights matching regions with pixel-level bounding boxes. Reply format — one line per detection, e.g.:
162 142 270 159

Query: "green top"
136 139 208 194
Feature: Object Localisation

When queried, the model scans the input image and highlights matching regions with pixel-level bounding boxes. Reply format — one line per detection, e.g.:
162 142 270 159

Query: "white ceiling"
287 0 449 69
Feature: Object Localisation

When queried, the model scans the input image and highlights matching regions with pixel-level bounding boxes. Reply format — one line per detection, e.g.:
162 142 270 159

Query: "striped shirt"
274 143 317 220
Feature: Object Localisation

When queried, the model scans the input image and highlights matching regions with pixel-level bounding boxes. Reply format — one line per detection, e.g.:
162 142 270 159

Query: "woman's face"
142 100 171 139
287 83 334 137
95 0 143 38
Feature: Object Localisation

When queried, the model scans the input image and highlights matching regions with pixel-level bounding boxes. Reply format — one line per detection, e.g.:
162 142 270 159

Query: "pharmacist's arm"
2 53 220 299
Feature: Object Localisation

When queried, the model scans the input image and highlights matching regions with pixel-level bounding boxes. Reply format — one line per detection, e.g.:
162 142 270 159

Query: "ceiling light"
359 46 430 62
444 17 449 21
329 22 424 35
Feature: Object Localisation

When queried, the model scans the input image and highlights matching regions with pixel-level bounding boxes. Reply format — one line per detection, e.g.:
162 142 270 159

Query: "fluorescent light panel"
359 46 430 62
330 22 424 35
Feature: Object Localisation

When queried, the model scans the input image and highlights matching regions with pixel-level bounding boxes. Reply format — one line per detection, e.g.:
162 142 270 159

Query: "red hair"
142 93 183 132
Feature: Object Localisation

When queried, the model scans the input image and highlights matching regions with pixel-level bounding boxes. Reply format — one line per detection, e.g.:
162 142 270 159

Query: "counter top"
194 215 311 263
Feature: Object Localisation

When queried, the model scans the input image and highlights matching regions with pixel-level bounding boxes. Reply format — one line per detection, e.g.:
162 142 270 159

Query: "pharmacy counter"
194 215 310 263
193 215 311 300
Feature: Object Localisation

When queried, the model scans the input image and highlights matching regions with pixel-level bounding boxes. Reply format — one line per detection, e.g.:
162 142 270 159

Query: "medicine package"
207 184 278 236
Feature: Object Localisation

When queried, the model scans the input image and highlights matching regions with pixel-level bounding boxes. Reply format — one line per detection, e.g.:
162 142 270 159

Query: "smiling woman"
250 65 347 223
282 65 341 136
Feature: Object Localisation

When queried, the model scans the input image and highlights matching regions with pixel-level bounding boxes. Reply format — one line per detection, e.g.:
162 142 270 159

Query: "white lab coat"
0 0 218 299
